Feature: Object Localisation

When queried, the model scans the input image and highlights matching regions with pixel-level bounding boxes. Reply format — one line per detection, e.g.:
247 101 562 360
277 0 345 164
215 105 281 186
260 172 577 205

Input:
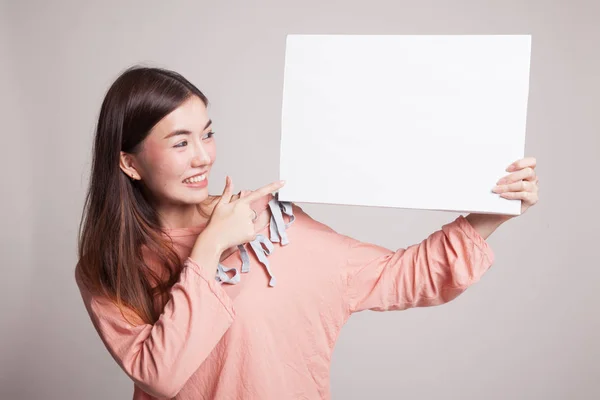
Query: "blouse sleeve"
342 215 495 314
76 257 235 398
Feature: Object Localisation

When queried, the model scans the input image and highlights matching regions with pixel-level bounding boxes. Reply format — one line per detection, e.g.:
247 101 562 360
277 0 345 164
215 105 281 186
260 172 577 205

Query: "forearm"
465 213 513 240
79 254 235 398
189 227 226 273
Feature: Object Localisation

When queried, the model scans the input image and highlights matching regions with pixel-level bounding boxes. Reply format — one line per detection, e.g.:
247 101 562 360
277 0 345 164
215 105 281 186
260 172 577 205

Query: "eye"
203 131 215 140
174 140 188 148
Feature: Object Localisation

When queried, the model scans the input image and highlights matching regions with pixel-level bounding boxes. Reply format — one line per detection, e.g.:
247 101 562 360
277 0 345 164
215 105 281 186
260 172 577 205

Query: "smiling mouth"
182 174 207 184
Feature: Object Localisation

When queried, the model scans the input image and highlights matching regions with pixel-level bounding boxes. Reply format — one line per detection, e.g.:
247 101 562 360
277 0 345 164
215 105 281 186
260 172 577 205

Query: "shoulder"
286 203 349 245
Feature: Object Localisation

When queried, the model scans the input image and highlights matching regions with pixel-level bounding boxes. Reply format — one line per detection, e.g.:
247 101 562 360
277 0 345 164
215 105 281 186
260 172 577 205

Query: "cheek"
143 148 187 182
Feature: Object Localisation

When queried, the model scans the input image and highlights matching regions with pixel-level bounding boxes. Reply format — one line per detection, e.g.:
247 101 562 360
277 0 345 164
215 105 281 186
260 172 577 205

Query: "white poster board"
278 34 531 215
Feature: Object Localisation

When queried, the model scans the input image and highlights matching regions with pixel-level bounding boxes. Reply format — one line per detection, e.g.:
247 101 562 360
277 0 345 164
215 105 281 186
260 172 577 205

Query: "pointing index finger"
243 180 286 203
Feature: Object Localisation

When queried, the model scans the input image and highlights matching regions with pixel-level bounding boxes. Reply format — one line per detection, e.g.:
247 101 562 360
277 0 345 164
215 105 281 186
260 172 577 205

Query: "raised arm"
343 215 495 314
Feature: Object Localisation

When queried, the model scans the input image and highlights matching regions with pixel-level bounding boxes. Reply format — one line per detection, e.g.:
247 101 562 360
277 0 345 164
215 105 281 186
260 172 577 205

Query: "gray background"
1 0 598 399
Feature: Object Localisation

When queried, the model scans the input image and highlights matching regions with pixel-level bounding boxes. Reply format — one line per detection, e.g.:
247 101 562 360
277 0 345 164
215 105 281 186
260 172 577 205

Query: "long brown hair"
77 66 209 324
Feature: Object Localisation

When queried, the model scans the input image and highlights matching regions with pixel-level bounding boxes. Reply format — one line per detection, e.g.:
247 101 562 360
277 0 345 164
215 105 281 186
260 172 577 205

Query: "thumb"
219 176 234 204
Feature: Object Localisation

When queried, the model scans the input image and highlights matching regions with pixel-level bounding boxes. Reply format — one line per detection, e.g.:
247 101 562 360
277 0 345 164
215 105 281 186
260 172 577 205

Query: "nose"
191 143 211 167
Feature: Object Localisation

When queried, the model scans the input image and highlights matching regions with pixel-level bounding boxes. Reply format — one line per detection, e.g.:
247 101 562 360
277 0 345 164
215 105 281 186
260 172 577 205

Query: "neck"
156 196 219 230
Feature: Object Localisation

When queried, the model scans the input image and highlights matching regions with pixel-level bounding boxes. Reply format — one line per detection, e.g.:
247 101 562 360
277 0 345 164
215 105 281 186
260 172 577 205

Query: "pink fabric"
76 194 494 399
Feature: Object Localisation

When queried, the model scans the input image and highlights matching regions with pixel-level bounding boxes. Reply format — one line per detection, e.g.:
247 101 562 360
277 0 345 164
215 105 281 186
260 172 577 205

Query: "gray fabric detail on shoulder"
215 196 294 287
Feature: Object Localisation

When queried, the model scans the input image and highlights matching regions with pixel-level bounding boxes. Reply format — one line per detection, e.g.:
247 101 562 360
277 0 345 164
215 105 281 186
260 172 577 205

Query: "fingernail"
280 180 286 185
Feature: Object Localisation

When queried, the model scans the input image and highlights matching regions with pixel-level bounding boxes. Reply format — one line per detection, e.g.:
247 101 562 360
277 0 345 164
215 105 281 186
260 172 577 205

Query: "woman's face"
121 95 217 209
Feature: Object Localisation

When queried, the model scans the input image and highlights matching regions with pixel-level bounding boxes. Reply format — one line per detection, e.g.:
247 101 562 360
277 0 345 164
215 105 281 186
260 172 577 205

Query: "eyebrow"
163 119 212 139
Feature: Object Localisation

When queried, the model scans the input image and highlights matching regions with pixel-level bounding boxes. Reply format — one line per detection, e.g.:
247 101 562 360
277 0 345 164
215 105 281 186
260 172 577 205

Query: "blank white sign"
278 34 531 215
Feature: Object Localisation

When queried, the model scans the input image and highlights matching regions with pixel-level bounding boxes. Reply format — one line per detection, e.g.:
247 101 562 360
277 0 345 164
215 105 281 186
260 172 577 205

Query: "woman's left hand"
492 156 539 215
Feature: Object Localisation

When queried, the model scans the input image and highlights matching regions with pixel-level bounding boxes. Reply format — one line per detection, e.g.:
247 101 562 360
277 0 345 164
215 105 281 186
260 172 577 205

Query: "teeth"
184 174 206 184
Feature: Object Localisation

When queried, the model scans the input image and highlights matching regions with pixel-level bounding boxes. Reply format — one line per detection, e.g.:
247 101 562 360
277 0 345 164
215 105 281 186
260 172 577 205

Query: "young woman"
76 66 539 399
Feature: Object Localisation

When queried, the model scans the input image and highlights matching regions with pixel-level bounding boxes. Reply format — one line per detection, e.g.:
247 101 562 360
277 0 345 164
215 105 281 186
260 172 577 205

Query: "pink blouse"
76 193 494 399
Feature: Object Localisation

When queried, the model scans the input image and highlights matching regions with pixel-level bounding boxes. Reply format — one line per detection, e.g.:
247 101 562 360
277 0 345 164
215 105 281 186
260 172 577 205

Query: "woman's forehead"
150 96 210 138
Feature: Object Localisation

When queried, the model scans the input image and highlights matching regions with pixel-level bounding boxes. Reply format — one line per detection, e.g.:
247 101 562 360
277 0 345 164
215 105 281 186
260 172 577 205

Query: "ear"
119 151 141 180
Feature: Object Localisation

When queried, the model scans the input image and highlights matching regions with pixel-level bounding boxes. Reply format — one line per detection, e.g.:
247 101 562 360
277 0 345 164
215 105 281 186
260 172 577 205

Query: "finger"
242 180 286 203
493 180 535 193
507 157 537 172
497 167 536 184
219 176 234 204
499 191 538 204
231 190 243 202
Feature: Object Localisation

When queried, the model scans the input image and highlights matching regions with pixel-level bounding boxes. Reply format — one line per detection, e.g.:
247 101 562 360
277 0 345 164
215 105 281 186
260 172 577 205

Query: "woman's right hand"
202 176 286 253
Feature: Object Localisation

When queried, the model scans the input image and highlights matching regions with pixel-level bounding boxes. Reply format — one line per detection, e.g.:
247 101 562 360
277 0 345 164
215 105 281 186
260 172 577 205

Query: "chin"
185 189 210 202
